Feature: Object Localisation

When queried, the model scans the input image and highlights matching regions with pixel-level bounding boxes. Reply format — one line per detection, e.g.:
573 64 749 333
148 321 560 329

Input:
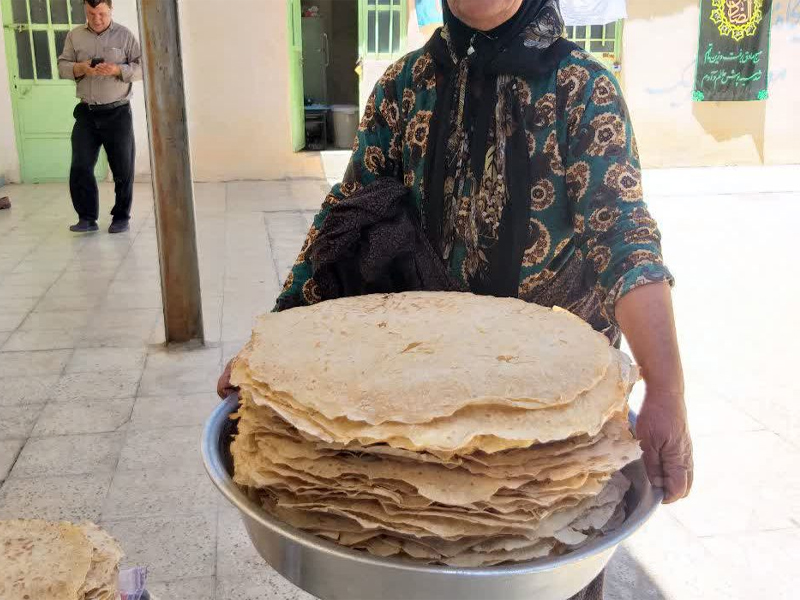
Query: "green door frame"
287 0 305 152
287 0 408 153
2 0 107 182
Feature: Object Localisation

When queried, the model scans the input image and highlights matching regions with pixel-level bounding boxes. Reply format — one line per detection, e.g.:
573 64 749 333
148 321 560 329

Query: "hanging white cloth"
560 0 627 26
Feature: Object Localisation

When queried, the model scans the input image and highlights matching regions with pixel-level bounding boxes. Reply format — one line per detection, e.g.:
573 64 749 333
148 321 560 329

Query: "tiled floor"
0 169 799 599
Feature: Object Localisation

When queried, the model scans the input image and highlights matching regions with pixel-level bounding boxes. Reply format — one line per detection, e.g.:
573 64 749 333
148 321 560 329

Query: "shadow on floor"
605 546 669 600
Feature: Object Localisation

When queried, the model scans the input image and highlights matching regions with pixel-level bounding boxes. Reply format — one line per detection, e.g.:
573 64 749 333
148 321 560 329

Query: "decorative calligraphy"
694 0 773 101
710 0 764 40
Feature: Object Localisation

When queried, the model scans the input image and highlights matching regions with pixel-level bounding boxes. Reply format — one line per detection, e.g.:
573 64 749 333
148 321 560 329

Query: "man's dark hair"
85 0 112 8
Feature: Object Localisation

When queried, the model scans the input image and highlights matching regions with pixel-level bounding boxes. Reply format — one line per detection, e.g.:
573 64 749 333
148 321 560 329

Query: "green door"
287 0 305 152
2 0 107 182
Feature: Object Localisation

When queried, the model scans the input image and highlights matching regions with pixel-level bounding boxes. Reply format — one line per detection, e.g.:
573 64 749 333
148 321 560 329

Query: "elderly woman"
219 1 692 596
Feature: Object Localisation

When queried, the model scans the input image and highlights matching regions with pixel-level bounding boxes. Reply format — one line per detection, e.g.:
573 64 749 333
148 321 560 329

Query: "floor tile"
226 181 291 212
77 326 158 349
47 277 112 297
138 346 222 396
216 570 316 600
50 369 142 402
35 293 104 312
92 308 162 330
223 340 248 363
2 328 81 351
701 529 800 600
118 425 205 473
669 431 800 537
0 472 114 522
0 405 44 440
1 271 61 287
66 347 147 373
32 398 134 436
0 311 29 332
10 432 124 478
217 507 269 577
146 578 216 600
103 467 218 520
19 310 92 331
288 179 331 210
0 374 59 406
608 510 741 600
684 390 765 437
0 439 24 482
103 512 217 582
0 285 46 301
102 292 163 310
0 349 72 377
0 296 41 312
130 393 220 430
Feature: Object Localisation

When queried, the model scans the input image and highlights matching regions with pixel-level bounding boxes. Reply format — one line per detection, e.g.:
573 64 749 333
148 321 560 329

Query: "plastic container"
331 104 360 149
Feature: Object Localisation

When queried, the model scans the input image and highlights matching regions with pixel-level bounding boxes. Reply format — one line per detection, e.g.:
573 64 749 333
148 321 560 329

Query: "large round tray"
202 396 661 600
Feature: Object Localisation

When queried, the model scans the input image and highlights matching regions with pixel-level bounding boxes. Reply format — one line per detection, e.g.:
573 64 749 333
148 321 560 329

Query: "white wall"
622 0 800 168
175 0 326 181
0 24 19 182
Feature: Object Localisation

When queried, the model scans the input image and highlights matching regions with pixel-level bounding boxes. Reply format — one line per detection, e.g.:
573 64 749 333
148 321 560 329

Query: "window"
9 0 85 80
363 0 406 60
565 21 622 71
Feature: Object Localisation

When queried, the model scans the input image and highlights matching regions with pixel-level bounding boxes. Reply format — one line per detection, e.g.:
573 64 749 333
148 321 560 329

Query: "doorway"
2 0 107 182
288 0 407 152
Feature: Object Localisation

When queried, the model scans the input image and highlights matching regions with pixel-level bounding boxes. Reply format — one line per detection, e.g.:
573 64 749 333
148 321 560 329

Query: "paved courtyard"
0 166 798 599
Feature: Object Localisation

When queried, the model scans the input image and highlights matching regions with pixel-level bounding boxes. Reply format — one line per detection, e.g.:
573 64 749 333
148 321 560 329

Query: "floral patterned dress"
276 45 672 343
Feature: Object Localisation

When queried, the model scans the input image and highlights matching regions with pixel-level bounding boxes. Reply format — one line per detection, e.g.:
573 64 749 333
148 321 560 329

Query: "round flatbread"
236 292 613 425
0 519 93 600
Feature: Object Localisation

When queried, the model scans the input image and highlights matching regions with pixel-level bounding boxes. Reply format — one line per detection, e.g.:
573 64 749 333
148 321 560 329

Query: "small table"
304 104 330 151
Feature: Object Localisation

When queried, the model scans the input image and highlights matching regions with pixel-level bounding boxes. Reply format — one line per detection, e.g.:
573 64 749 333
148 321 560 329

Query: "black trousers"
70 102 135 223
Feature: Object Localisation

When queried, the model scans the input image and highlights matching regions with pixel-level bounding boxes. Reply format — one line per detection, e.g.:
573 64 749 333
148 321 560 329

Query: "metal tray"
203 396 662 600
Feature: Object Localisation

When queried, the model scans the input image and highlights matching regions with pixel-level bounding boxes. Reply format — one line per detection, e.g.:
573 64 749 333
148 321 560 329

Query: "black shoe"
69 219 99 233
108 220 130 234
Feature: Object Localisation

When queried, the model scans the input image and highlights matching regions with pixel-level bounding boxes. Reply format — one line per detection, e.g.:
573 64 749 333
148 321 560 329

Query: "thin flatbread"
0 519 93 600
241 349 634 453
78 522 124 600
234 292 613 424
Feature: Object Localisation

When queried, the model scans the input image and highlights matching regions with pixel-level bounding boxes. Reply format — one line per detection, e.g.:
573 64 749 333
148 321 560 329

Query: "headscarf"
423 0 574 297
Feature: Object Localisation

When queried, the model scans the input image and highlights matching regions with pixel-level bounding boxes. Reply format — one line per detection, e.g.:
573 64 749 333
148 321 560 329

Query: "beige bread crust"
234 293 613 425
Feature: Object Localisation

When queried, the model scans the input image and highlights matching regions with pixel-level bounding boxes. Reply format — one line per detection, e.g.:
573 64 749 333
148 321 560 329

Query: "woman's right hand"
217 358 239 400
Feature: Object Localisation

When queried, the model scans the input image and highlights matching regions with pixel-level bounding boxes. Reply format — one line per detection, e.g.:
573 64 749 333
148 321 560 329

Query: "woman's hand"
615 281 693 504
217 358 239 400
636 389 693 503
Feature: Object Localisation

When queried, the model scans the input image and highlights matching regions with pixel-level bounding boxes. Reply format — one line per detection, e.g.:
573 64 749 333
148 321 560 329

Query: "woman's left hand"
635 389 693 504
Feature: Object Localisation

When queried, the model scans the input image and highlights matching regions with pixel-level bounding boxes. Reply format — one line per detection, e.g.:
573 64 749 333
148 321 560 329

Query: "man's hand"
217 358 239 400
94 63 122 77
636 389 693 503
73 61 95 78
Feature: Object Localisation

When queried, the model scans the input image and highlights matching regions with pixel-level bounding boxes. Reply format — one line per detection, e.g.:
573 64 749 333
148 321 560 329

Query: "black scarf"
423 0 575 297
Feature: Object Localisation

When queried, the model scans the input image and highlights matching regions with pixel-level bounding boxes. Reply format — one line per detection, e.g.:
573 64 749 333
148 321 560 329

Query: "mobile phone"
90 58 105 68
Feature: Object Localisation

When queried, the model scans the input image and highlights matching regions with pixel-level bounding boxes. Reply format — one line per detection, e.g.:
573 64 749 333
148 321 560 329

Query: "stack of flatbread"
230 292 642 567
0 520 123 600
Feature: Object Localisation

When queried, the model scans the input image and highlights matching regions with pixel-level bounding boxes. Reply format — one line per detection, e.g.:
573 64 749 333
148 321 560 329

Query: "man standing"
58 0 142 234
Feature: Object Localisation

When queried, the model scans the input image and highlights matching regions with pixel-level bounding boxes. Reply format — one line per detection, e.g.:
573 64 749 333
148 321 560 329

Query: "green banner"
693 0 773 101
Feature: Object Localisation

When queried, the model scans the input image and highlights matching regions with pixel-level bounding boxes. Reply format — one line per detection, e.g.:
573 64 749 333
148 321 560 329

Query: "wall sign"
693 0 774 101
